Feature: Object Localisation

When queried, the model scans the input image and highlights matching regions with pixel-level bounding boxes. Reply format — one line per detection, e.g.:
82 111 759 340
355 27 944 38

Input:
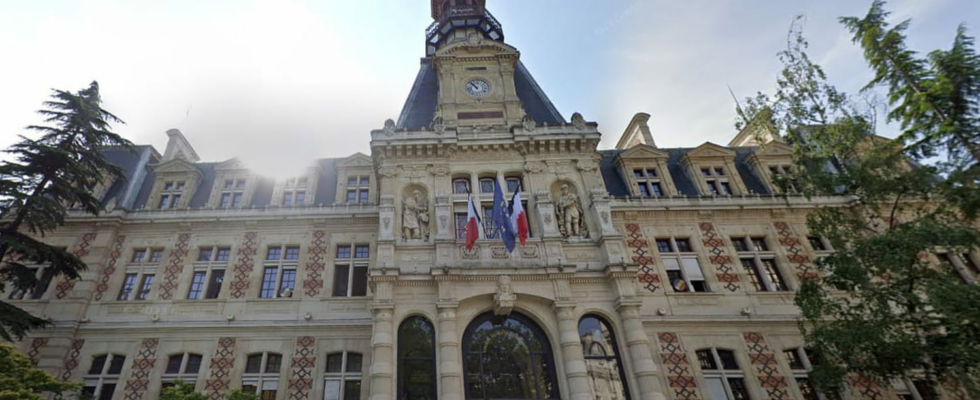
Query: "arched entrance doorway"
462 312 560 400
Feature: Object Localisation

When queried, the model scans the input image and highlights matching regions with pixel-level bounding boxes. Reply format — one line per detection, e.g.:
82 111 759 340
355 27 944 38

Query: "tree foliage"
743 5 980 398
0 344 80 400
0 81 132 341
157 382 208 400
222 390 259 400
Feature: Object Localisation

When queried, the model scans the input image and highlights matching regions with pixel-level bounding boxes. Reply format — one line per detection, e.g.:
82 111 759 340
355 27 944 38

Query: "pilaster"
616 299 667 400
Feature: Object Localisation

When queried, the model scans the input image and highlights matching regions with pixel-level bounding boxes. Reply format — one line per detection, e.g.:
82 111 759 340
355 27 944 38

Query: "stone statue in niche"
402 190 429 241
555 184 588 239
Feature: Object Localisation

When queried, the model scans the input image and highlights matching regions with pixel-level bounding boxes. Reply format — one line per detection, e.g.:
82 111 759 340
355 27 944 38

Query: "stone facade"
5 2 977 400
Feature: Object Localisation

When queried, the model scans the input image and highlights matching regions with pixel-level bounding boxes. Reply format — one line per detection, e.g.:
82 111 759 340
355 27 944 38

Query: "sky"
0 0 978 179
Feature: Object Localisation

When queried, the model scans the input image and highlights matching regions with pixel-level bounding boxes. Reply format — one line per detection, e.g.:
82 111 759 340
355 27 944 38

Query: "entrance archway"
462 312 560 400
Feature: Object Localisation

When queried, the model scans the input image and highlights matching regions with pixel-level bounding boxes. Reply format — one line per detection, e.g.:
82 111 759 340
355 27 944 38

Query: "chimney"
163 129 201 163
615 113 656 150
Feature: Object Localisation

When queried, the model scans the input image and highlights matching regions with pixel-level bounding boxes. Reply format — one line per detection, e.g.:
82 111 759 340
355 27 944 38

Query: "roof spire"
431 0 486 22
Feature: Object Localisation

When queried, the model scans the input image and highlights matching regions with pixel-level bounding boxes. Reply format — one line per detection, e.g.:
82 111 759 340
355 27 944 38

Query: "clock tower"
394 0 566 131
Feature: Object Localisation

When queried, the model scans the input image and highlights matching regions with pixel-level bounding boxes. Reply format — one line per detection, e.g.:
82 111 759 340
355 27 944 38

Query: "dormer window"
634 168 663 197
768 165 798 193
282 178 308 206
219 179 246 208
701 167 732 195
346 176 370 204
158 181 185 209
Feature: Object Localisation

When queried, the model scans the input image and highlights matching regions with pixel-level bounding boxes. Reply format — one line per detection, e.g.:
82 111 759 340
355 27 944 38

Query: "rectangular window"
808 237 827 251
505 177 522 193
634 167 663 197
187 272 207 300
135 275 154 300
219 179 246 208
657 237 708 293
479 178 494 194
281 177 309 206
453 179 470 194
259 245 299 298
455 213 468 240
346 176 371 204
189 246 229 300
733 236 788 292
118 273 138 301
119 248 162 301
701 166 733 195
334 245 369 297
158 181 185 209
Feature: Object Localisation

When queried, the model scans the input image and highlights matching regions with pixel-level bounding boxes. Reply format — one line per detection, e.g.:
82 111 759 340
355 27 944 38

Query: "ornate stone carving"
379 167 399 178
493 276 516 316
461 245 480 259
571 112 587 130
428 165 450 177
382 118 395 136
491 246 509 259
555 184 588 239
520 245 538 259
522 113 536 132
439 215 448 231
402 190 429 241
576 159 598 172
524 161 546 174
430 116 445 134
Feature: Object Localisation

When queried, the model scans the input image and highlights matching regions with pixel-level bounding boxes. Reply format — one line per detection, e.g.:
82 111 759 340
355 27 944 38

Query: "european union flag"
492 178 517 253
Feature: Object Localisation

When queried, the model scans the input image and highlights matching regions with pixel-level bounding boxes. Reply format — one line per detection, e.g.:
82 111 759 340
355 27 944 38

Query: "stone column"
369 305 395 400
437 303 464 400
554 302 592 400
617 300 667 400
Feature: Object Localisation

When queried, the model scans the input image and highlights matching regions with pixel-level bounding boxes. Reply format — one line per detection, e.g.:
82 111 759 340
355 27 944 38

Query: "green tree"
0 344 80 400
157 382 207 400
222 390 259 400
0 81 132 341
743 7 980 399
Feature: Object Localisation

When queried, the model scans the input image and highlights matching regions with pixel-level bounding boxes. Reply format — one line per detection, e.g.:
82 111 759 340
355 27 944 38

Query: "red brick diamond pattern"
55 233 97 299
60 339 85 382
288 336 317 400
658 332 701 400
28 338 48 367
626 224 661 293
124 338 159 400
229 233 259 299
158 233 191 300
742 332 791 400
773 222 818 281
204 337 237 400
699 222 741 292
94 235 127 301
848 374 885 400
302 231 327 297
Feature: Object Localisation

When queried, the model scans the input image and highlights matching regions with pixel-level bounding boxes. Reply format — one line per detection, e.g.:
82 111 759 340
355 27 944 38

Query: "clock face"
465 79 491 98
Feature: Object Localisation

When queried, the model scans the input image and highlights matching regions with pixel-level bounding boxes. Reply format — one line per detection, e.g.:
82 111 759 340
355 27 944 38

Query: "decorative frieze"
657 332 700 400
54 232 97 299
699 222 740 292
123 338 160 400
94 235 126 301
60 339 85 382
228 233 259 299
625 224 660 293
742 332 791 400
158 233 191 300
772 222 817 281
287 337 317 400
28 338 47 367
204 337 237 400
302 231 328 297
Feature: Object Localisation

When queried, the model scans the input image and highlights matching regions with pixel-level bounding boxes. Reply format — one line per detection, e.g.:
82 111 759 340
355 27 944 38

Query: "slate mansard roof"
598 147 773 197
396 59 566 129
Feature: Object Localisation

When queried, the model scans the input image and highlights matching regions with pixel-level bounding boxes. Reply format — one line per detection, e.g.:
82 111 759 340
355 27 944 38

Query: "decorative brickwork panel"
94 235 126 301
124 338 159 400
158 233 191 300
60 339 85 381
742 332 791 400
28 338 48 367
848 375 885 400
302 231 327 297
55 233 97 299
625 224 660 293
657 332 700 400
287 336 317 400
229 233 258 299
773 222 818 281
204 337 237 400
699 222 740 292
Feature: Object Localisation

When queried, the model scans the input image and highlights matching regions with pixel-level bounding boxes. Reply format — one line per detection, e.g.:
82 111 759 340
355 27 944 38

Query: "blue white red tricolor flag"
465 194 483 250
509 188 528 246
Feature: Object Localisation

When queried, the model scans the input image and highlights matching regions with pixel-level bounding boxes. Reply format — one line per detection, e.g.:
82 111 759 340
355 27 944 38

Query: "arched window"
398 316 437 400
463 312 559 400
325 351 362 400
695 348 750 400
453 178 471 194
579 315 630 400
479 178 495 194
83 353 126 400
243 352 282 400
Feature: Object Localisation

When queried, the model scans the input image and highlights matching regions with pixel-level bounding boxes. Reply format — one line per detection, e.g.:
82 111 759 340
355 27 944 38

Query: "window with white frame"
162 353 204 390
732 236 788 292
260 246 299 298
219 179 246 208
346 176 370 204
634 167 664 197
452 178 471 194
118 248 163 301
188 246 230 300
768 165 798 193
4 252 59 300
242 352 282 400
893 379 939 400
333 245 368 297
696 348 751 400
159 181 186 209
700 166 733 195
281 177 308 206
324 351 363 400
82 354 126 400
655 237 707 292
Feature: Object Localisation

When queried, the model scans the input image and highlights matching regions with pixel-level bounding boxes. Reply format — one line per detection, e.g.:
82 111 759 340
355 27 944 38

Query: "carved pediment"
755 141 794 157
214 158 247 172
686 142 737 159
153 158 202 177
338 152 373 168
618 144 669 160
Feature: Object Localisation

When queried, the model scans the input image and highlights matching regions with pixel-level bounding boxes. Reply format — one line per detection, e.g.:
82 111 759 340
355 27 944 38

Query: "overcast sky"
1 0 978 178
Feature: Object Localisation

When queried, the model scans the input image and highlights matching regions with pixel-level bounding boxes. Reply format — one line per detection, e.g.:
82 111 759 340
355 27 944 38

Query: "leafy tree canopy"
0 344 79 400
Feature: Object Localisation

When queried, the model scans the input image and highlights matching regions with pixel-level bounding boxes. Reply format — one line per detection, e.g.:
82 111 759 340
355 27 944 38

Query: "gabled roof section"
214 158 247 171
754 140 794 157
153 158 202 175
686 142 737 159
338 152 373 168
617 144 669 160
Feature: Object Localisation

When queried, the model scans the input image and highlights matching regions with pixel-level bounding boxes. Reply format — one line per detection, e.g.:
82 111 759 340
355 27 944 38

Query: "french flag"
465 194 483 250
509 189 529 246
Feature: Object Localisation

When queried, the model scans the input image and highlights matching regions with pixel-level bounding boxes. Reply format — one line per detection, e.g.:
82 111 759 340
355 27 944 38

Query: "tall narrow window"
83 354 126 400
162 353 204 392
118 248 163 301
656 237 708 292
333 245 369 297
281 177 308 206
346 176 371 204
219 179 247 208
324 351 363 400
4 251 59 300
633 167 663 198
701 166 733 195
732 236 788 292
696 348 750 400
243 353 282 400
398 317 437 400
159 181 186 209
463 312 559 400
188 246 230 299
579 315 630 400
259 245 300 298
